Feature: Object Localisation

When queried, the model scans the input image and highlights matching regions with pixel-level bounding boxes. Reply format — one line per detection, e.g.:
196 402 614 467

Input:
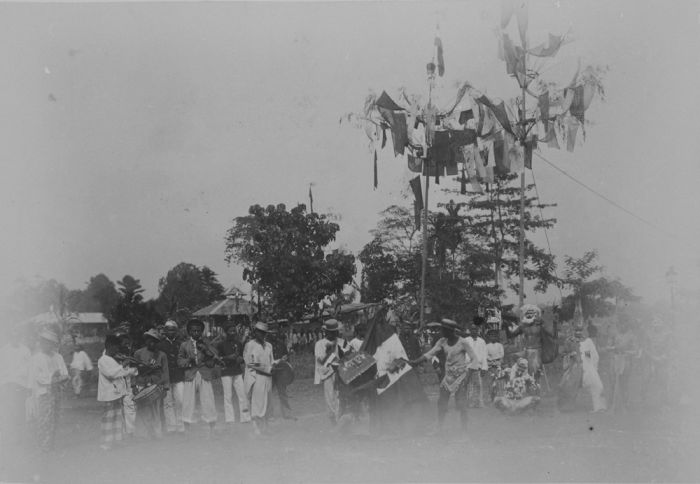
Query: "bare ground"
2 376 698 484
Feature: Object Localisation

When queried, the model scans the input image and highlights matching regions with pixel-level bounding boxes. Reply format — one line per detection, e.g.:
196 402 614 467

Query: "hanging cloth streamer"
528 33 564 57
373 149 378 189
475 95 515 136
409 176 423 211
435 36 445 77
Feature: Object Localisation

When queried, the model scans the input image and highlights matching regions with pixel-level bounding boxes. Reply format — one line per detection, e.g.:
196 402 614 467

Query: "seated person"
493 358 540 414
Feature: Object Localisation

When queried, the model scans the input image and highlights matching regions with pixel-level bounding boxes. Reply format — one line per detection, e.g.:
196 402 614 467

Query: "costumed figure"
508 304 556 382
493 358 541 414
580 326 606 412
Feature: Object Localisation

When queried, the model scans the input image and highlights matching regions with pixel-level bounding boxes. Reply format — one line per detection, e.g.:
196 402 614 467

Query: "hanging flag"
407 155 423 173
409 176 423 211
538 92 550 131
573 298 584 329
566 117 579 152
414 200 422 229
375 91 405 111
528 33 564 57
524 138 534 169
543 123 560 150
373 149 378 189
516 1 528 47
475 95 515 136
435 36 445 77
460 168 467 195
501 0 515 29
308 185 314 212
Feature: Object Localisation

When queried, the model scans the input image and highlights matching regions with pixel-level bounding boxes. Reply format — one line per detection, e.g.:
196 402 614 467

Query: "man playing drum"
133 329 169 439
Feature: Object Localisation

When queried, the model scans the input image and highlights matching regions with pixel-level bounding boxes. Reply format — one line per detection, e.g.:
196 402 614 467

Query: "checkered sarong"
101 399 124 444
466 369 483 407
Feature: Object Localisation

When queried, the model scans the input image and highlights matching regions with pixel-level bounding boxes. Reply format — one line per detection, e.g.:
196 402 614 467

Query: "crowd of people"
0 304 671 455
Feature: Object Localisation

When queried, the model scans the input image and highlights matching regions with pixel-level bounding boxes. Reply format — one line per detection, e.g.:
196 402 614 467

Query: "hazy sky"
1 0 699 307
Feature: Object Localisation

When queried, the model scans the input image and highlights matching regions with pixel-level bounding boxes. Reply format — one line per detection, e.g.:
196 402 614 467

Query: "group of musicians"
97 318 296 448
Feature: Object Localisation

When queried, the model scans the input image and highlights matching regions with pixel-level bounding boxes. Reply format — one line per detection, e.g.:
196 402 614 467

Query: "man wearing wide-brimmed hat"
178 318 220 437
243 321 274 435
133 329 169 439
314 319 350 425
28 328 69 452
410 319 476 434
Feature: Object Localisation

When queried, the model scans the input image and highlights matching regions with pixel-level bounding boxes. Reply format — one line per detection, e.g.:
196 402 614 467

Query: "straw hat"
254 321 270 333
143 329 161 341
323 319 340 332
38 329 59 344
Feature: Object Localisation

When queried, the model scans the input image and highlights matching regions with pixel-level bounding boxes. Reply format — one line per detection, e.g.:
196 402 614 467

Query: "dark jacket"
216 338 244 377
177 338 220 382
158 336 185 384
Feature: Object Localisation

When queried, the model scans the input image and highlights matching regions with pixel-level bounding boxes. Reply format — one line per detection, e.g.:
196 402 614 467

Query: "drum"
272 360 295 386
133 384 164 407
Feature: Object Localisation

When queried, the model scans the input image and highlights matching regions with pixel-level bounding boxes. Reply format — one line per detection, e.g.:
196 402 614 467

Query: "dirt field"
2 374 698 484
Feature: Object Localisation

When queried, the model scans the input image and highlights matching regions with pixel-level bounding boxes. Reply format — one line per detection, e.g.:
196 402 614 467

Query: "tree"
111 274 148 329
448 173 559 296
358 205 422 304
559 250 639 320
8 278 71 320
72 274 120 314
157 263 225 321
225 203 356 320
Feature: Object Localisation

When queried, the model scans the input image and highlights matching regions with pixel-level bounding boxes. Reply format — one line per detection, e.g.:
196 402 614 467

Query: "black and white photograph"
0 1 699 482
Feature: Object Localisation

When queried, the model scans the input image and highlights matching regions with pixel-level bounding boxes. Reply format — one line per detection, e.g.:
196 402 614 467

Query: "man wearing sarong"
411 319 477 433
244 321 274 435
158 320 185 434
0 325 31 449
494 358 540 414
28 329 69 453
115 331 137 437
218 323 250 426
133 329 169 439
69 345 93 397
466 326 487 407
485 330 505 402
97 335 138 450
178 319 219 438
267 325 295 421
314 319 350 426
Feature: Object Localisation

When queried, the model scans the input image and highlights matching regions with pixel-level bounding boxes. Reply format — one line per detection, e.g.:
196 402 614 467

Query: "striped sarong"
101 398 124 445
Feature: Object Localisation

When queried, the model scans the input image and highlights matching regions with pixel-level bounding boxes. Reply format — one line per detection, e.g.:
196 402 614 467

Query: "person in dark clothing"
158 321 185 434
217 323 250 425
399 321 422 362
267 327 295 420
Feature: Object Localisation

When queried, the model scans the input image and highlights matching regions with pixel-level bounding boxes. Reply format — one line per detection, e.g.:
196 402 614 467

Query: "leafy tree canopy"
225 203 356 320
